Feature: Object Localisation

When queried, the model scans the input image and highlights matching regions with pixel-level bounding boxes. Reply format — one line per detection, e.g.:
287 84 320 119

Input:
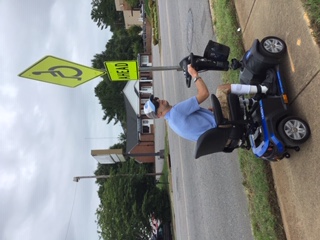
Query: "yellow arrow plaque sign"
104 60 139 81
19 56 106 87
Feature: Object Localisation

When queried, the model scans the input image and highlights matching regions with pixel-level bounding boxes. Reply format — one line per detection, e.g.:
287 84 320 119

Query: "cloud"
0 0 120 239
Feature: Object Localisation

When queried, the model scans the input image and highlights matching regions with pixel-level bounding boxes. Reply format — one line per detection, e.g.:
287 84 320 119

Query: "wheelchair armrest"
228 93 243 120
211 94 224 125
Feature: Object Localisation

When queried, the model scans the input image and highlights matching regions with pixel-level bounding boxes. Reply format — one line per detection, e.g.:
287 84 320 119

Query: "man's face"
156 99 169 117
158 99 168 107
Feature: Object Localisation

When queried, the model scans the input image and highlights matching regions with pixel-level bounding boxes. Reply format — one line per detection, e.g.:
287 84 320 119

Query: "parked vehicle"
179 36 310 161
149 213 164 240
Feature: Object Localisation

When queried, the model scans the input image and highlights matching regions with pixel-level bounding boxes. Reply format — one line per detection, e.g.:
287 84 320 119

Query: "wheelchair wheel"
277 116 310 145
259 36 287 59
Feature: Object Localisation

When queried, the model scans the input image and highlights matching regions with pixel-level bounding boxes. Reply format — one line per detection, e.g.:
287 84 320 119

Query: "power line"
85 137 119 140
64 183 78 240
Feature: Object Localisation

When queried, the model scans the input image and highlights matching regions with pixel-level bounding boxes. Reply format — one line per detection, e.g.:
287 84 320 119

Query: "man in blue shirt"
143 65 269 142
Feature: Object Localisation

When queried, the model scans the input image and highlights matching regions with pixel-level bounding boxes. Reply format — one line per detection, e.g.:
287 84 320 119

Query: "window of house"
140 86 152 94
140 55 149 65
143 126 149 133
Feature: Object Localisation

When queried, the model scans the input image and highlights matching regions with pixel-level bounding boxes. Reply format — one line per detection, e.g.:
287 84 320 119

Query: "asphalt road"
152 1 254 239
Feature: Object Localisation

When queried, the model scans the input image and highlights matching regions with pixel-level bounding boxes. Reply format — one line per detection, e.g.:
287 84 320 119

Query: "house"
113 0 157 163
123 79 156 163
114 0 143 29
114 0 153 53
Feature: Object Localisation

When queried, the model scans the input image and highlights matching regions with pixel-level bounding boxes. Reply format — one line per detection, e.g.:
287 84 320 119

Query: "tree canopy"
125 0 140 8
89 4 170 238
90 0 144 130
95 160 170 240
91 0 125 31
94 79 126 127
94 133 126 197
92 28 143 129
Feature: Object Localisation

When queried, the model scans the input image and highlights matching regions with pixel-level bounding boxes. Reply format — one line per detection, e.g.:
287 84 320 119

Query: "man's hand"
187 64 209 104
187 64 198 78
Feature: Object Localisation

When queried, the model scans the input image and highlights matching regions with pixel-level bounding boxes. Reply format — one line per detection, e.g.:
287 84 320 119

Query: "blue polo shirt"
164 96 217 142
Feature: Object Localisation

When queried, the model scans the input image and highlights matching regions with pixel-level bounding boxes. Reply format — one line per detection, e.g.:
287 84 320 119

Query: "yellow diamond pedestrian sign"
104 60 139 81
19 55 106 87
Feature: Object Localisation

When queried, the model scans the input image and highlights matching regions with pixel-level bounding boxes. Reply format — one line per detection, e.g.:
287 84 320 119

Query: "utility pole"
73 173 164 182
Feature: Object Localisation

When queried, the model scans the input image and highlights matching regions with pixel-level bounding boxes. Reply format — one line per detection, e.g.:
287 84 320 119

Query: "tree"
104 28 141 60
94 79 127 127
125 0 140 8
92 28 143 129
94 162 117 198
109 133 126 151
91 0 124 31
96 160 166 240
94 132 125 198
91 28 142 67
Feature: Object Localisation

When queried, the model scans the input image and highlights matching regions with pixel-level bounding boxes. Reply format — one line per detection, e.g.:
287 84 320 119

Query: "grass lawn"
301 0 320 46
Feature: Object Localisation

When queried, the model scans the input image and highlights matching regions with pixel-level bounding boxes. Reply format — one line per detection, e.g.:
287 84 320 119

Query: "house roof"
123 81 141 153
122 80 140 114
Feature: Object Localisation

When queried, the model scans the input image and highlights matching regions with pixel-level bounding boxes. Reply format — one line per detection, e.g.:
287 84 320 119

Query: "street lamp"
125 149 165 159
73 173 164 182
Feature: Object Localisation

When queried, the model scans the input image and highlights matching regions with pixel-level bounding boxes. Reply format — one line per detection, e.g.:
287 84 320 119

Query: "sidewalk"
234 1 320 240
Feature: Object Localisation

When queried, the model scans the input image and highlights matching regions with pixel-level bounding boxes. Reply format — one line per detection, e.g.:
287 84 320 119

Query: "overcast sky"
0 0 123 239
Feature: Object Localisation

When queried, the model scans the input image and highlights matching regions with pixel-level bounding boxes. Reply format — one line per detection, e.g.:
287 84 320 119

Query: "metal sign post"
139 66 182 72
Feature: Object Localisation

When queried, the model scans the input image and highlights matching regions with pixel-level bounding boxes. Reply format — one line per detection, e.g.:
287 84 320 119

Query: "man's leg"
215 84 231 120
215 83 270 119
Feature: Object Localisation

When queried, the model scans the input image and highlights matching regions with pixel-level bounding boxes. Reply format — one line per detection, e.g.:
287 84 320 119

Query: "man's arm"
188 64 209 104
